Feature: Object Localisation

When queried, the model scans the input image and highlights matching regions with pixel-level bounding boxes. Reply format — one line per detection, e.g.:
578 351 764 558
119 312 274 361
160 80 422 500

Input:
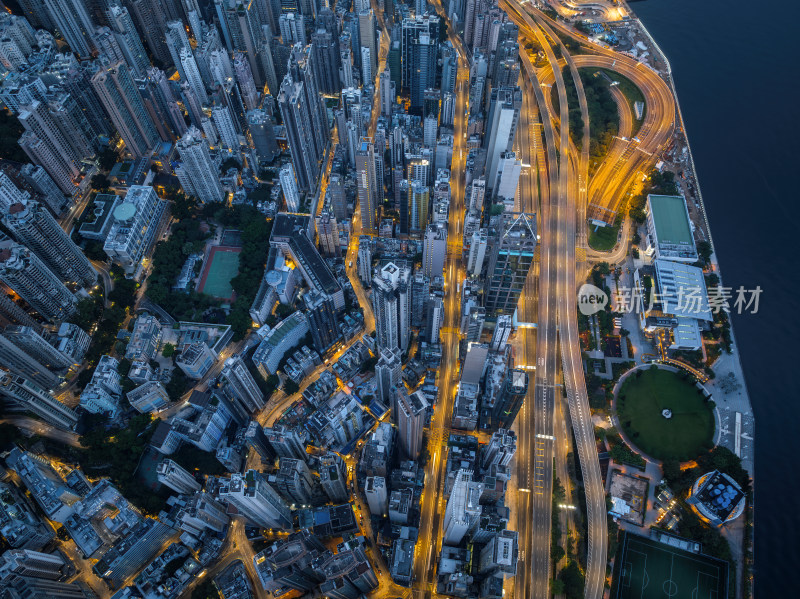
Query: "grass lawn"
588 222 619 250
590 68 646 136
616 367 714 461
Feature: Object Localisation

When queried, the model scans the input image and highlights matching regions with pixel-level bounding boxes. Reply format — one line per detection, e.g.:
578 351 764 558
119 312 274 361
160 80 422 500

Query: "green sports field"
614 532 727 599
199 248 240 299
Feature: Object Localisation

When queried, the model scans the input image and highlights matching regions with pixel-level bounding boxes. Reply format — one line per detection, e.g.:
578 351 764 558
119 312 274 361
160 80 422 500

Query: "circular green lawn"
616 367 714 462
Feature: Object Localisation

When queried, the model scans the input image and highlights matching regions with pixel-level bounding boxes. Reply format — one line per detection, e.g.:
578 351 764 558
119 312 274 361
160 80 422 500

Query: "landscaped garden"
616 366 715 462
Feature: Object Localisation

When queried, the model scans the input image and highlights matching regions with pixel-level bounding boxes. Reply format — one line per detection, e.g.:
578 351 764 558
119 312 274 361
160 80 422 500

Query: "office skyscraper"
467 228 488 277
17 100 86 195
340 46 354 88
264 424 308 462
247 109 279 165
375 347 402 409
495 151 522 205
0 576 92 598
318 451 348 503
244 422 274 463
175 127 225 203
443 469 483 545
372 262 411 353
492 370 528 430
315 210 339 258
484 87 522 194
311 28 341 94
423 114 437 149
279 12 305 45
480 429 517 471
357 237 372 286
279 164 301 212
215 0 264 86
0 334 59 390
211 104 239 150
91 61 159 158
220 356 265 415
422 223 447 279
180 47 209 105
157 459 202 494
395 388 428 459
0 548 67 580
402 14 439 112
269 458 314 505
327 173 347 222
3 326 71 370
234 52 261 111
277 44 329 191
139 67 188 142
365 476 388 517
42 0 95 58
0 290 39 330
361 47 372 85
92 519 176 587
94 26 126 65
0 369 77 430
126 0 171 65
478 530 518 576
358 9 377 79
216 470 292 529
410 272 430 327
356 138 379 233
103 186 169 275
107 5 150 78
484 212 536 317
379 68 394 117
278 77 321 191
0 241 76 322
303 291 341 354
408 180 429 234
3 200 96 288
491 315 513 351
256 33 279 97
17 165 68 216
426 295 444 344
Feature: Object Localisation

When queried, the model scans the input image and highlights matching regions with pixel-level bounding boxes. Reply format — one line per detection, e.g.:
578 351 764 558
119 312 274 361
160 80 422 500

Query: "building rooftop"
390 538 415 582
688 470 746 526
648 195 694 247
78 193 120 239
270 213 341 298
653 259 712 321
309 504 358 537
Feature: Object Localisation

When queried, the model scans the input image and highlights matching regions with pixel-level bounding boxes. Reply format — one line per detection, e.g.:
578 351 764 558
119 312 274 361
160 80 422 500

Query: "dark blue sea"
632 0 800 594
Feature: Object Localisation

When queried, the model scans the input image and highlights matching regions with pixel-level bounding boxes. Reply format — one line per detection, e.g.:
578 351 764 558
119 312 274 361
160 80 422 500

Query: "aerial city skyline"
0 0 757 599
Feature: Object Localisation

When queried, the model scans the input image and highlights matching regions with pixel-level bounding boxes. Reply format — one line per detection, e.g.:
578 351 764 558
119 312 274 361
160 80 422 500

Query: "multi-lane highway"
508 63 543 599
528 12 676 223
518 8 609 599
498 2 679 597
